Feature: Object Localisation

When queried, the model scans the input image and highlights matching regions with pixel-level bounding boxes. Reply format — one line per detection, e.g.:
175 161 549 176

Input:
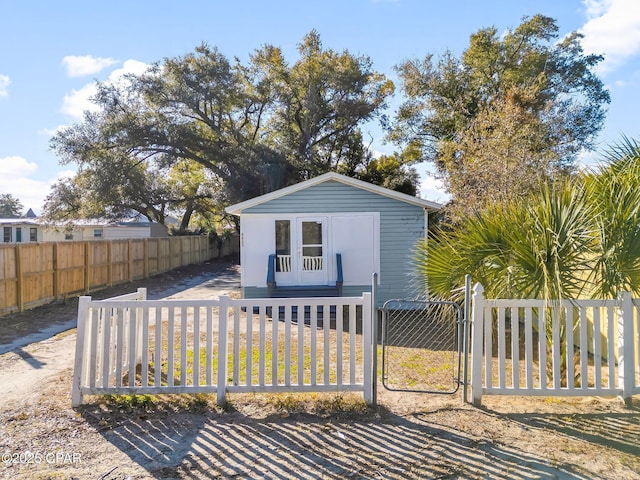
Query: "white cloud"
0 156 37 177
62 55 119 78
576 148 601 170
110 59 150 78
0 157 73 213
579 0 640 74
60 59 150 119
0 74 10 97
419 173 450 204
39 125 69 138
583 0 613 17
61 83 99 118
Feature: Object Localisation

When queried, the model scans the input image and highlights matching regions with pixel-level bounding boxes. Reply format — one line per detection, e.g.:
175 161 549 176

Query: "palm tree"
416 180 595 301
584 136 640 298
415 137 640 385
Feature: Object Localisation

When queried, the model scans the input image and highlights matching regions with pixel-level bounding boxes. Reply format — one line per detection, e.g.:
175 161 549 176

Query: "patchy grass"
264 392 370 417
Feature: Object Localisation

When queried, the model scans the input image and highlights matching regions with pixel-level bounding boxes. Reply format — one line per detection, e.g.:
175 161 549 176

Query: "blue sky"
1 0 639 213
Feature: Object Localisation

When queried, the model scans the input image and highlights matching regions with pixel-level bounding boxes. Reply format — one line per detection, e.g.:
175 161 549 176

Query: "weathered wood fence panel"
0 235 239 317
56 242 86 298
20 243 55 308
0 247 17 312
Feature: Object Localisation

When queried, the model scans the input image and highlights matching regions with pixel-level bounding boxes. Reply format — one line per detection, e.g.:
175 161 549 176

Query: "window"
3 227 11 243
93 228 103 238
275 220 291 272
301 221 323 271
15 227 22 243
30 228 37 242
64 233 73 241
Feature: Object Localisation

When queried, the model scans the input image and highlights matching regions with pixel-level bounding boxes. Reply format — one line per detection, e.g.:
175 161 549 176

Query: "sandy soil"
0 259 639 480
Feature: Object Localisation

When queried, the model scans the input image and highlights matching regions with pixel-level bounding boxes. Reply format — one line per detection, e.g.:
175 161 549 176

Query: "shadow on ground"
502 408 640 457
79 402 623 480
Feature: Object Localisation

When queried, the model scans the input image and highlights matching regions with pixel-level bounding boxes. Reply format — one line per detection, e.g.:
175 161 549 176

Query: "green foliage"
417 181 594 301
357 153 419 195
49 32 395 227
392 14 609 218
417 137 640 301
0 193 23 218
252 30 394 179
584 137 640 298
105 394 156 411
266 392 369 417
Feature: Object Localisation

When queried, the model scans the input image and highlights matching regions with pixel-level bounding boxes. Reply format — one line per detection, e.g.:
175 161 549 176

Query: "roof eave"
225 172 443 215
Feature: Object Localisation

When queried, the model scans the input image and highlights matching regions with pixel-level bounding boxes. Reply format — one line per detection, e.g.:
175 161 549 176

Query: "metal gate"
381 299 464 394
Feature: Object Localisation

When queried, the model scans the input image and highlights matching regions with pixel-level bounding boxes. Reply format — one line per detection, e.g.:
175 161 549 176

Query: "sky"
1 0 639 213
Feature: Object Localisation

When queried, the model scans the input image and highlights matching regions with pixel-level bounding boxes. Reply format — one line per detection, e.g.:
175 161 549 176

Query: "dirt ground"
0 258 639 480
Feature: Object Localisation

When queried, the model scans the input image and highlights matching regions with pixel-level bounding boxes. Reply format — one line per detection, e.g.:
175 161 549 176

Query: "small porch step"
270 285 340 298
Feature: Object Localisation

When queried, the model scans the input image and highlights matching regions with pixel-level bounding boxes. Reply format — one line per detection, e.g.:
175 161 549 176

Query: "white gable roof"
225 172 442 215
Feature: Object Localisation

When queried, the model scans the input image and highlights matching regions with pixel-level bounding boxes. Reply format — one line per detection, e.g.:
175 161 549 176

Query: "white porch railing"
275 255 324 272
72 293 373 407
302 255 323 271
471 284 640 406
276 255 292 272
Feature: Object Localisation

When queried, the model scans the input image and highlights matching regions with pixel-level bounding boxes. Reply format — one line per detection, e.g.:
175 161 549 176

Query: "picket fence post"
470 283 485 407
362 292 373 405
217 295 229 406
72 296 91 407
618 291 635 405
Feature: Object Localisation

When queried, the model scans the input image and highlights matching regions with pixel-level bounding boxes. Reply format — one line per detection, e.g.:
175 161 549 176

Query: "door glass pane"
275 220 291 272
302 222 322 246
301 221 322 271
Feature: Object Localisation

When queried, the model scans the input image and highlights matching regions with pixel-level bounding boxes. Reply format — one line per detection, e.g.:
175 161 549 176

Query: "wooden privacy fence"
0 235 239 317
471 284 640 406
71 292 373 407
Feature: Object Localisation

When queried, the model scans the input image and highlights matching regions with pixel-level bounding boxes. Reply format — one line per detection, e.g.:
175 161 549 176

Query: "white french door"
297 217 327 285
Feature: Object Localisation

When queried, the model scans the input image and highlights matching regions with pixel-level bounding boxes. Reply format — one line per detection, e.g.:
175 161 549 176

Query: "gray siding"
244 180 425 302
243 286 268 299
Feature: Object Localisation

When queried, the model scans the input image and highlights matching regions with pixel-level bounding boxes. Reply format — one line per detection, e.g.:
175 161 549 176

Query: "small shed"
225 172 442 304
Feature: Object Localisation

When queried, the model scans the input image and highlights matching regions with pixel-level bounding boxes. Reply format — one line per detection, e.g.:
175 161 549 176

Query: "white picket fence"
71 291 373 407
471 284 640 405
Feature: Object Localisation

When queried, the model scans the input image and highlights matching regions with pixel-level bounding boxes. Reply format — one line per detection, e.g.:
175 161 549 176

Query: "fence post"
72 296 91 407
470 283 485 407
15 244 23 312
362 292 374 405
143 238 149 279
53 243 59 301
84 242 91 295
462 274 471 404
371 274 378 406
618 291 635 405
135 288 147 364
128 239 134 282
217 295 229 406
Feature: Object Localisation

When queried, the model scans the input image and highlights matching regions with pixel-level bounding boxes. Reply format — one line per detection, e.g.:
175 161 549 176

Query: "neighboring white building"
0 218 168 244
42 220 169 242
0 218 42 243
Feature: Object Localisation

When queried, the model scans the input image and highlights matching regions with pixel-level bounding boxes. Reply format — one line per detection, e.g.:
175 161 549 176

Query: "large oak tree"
391 15 610 219
48 32 396 230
